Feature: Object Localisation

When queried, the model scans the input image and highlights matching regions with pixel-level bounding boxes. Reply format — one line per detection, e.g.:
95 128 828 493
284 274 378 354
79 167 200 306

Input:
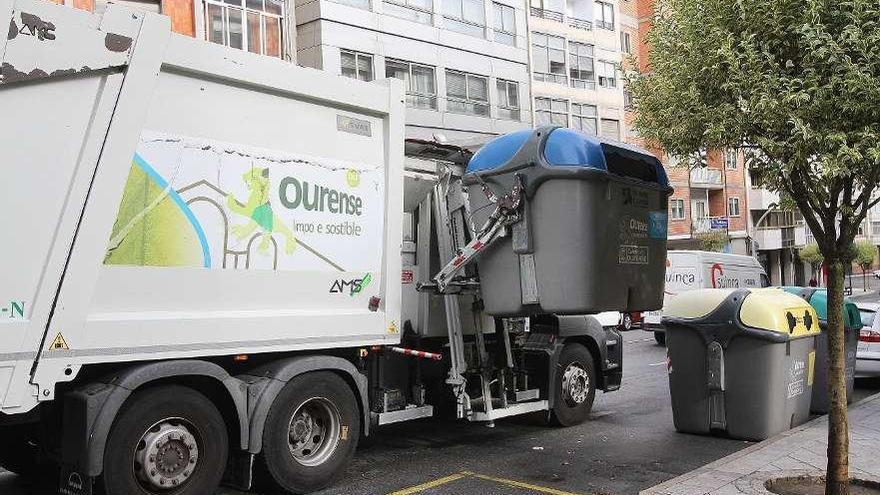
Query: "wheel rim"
287 397 341 467
133 417 200 491
623 314 633 330
561 362 591 407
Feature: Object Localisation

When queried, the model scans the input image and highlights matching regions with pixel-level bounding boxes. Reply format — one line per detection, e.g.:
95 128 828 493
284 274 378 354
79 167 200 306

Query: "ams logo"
330 273 372 296
9 12 56 41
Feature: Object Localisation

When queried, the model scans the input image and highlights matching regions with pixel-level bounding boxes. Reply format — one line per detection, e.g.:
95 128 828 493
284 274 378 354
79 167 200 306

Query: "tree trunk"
825 260 850 495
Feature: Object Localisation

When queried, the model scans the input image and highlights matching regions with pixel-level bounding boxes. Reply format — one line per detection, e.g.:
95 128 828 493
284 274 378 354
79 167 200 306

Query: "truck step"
376 405 434 426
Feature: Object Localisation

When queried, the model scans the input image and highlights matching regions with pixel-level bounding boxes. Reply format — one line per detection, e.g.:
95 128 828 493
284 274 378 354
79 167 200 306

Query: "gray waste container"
663 288 821 441
782 287 861 413
464 127 672 316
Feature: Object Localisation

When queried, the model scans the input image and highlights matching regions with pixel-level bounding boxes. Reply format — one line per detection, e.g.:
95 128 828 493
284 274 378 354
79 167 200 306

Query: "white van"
645 250 769 344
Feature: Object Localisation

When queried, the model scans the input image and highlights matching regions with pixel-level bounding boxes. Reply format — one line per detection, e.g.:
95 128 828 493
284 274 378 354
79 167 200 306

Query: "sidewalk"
640 393 880 495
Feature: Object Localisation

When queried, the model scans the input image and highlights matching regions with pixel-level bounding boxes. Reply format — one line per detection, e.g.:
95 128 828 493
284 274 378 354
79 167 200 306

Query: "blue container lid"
466 128 669 187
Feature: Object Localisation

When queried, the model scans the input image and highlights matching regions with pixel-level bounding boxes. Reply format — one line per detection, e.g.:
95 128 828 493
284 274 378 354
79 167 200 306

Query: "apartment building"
526 0 629 140
294 0 532 145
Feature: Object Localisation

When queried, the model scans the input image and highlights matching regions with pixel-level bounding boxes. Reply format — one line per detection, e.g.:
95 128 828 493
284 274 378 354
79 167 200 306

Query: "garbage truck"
0 1 670 494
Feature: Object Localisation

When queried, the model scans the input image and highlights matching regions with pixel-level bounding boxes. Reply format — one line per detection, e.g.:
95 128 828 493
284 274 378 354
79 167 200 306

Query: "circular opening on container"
765 476 880 495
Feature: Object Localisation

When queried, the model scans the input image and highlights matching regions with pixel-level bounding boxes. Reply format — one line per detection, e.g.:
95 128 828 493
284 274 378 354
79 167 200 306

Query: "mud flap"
59 467 93 495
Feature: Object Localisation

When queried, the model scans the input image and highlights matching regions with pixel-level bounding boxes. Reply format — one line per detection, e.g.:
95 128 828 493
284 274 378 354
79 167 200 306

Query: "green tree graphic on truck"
226 167 297 255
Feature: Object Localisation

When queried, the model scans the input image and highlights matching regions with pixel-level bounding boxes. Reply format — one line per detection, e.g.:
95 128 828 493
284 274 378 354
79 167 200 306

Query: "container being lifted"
459 128 672 316
0 1 666 494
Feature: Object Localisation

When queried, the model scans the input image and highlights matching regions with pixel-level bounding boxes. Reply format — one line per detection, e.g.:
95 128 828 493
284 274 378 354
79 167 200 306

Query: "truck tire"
102 385 228 495
550 343 596 426
260 372 360 494
654 331 666 346
621 313 633 331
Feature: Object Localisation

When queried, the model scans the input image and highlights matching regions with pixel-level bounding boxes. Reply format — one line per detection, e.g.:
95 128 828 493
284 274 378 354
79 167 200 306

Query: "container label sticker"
104 131 384 273
401 270 414 284
618 245 649 265
807 351 815 386
787 358 807 398
649 211 668 239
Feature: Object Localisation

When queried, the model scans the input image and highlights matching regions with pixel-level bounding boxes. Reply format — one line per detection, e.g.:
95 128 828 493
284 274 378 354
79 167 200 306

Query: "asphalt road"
6 332 878 495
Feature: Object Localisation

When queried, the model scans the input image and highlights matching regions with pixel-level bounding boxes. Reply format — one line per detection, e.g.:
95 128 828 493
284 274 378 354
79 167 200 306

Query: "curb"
639 391 880 495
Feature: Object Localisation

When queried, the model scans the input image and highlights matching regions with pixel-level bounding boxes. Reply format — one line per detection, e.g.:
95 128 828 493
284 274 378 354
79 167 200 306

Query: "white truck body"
0 0 404 415
643 250 768 330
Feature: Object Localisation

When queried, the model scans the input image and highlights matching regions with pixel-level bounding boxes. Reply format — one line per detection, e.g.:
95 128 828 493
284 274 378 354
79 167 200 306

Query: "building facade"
629 0 750 255
295 0 532 145
526 0 629 141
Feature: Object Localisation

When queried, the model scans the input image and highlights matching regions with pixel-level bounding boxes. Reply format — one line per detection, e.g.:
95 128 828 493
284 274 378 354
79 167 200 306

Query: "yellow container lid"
664 288 821 339
741 288 820 338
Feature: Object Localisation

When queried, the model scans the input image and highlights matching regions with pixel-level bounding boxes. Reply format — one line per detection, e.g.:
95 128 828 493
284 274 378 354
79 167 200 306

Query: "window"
530 0 563 19
872 221 880 236
496 79 520 120
446 70 489 116
728 197 741 217
493 3 516 45
205 0 284 58
724 148 738 170
594 1 613 30
566 0 592 27
535 97 567 126
623 87 633 108
571 103 597 134
532 32 566 84
670 199 685 220
383 0 432 24
620 31 632 53
340 50 373 81
444 0 486 37
600 118 620 140
568 41 595 89
597 60 617 88
386 59 437 109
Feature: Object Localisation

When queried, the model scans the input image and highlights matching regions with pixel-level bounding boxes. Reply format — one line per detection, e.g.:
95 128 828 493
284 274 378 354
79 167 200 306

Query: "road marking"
388 471 587 495
465 472 586 495
648 361 667 366
387 473 468 495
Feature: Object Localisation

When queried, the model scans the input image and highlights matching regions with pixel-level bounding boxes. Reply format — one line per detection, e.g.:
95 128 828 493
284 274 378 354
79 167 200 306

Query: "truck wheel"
550 344 596 426
654 331 666 346
102 385 228 495
260 372 360 494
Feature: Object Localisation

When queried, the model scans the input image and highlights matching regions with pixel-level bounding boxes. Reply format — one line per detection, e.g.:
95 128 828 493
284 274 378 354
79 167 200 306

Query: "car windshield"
860 309 876 327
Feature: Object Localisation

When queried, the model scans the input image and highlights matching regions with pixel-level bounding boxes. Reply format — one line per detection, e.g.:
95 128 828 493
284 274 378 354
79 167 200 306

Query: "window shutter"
446 71 467 98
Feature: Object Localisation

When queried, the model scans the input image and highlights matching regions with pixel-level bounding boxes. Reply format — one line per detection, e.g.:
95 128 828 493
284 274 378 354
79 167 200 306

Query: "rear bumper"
856 355 880 377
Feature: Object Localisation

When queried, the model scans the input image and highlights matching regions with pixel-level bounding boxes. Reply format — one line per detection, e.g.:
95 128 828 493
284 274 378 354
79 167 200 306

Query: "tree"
697 230 730 252
629 1 880 492
854 241 876 291
800 243 825 285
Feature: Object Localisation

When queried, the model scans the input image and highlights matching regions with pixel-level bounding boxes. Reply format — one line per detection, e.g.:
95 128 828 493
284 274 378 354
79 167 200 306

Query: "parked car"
873 270 880 280
856 302 880 377
644 251 769 346
594 311 641 331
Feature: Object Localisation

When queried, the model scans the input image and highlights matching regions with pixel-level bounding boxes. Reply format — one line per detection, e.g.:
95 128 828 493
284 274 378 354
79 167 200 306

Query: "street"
4 330 879 495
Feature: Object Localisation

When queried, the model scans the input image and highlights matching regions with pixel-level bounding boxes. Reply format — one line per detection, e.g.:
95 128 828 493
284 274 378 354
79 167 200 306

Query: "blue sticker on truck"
649 211 668 239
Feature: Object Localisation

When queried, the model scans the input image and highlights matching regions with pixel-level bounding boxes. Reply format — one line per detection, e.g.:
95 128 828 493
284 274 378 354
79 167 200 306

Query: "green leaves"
629 0 880 259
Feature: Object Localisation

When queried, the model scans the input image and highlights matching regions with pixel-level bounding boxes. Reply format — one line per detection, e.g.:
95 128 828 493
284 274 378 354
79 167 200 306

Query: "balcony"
753 225 807 250
567 17 592 30
692 216 728 234
748 188 780 210
530 7 563 21
689 168 723 189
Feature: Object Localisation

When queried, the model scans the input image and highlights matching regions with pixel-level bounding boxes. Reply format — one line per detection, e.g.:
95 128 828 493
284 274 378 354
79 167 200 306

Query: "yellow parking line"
387 472 469 495
466 471 586 495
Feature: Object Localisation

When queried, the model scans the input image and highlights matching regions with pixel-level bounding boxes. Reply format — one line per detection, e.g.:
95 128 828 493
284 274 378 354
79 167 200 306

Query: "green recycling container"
663 288 821 441
781 287 861 413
